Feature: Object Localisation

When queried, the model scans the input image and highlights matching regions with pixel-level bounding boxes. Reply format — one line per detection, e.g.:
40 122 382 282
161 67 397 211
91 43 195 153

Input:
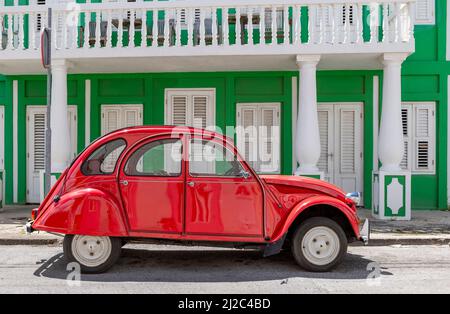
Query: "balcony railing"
0 0 415 59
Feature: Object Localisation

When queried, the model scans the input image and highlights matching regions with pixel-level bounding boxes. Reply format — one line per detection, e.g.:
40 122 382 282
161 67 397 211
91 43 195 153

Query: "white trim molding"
292 76 298 173
85 79 91 147
373 76 379 172
13 80 18 203
447 0 450 60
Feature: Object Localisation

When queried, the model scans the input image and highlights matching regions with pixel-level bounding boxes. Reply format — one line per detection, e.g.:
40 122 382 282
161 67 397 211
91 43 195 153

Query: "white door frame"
26 105 77 203
318 102 364 196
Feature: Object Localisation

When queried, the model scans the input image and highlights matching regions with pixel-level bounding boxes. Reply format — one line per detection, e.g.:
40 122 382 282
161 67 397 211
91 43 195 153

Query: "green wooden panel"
98 78 145 97
317 75 365 95
411 176 438 209
402 75 440 94
235 77 284 96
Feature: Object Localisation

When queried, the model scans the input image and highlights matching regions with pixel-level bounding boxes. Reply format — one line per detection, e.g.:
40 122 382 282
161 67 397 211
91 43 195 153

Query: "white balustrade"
0 0 415 54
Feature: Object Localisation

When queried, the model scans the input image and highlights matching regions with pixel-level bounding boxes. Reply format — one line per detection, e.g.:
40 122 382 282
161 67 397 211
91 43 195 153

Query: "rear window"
81 139 126 175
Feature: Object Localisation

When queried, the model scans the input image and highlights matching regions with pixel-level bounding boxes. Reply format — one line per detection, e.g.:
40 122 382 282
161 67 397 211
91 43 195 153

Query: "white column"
294 55 322 176
378 53 408 171
50 59 71 173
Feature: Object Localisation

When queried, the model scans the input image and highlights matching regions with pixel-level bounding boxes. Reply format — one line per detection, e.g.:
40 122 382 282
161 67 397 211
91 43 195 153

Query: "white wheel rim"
301 226 340 266
71 235 112 268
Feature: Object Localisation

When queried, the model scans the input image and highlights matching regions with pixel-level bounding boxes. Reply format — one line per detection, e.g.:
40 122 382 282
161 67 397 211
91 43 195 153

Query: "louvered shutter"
339 109 356 174
237 106 258 170
415 0 435 25
413 104 435 172
33 113 46 172
192 95 208 129
123 106 143 128
236 103 280 174
400 106 411 170
401 102 435 173
317 107 332 181
67 107 78 161
170 95 188 126
259 106 280 173
102 107 121 135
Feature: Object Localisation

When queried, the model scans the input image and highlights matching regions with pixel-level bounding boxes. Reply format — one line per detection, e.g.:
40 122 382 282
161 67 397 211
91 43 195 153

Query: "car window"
81 139 126 175
189 139 244 177
125 139 183 177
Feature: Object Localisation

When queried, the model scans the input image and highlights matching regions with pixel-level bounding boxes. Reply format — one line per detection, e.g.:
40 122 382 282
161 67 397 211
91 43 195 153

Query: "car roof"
101 125 232 142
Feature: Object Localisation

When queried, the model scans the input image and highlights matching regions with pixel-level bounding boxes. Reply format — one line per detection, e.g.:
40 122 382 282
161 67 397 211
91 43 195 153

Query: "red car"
27 126 369 273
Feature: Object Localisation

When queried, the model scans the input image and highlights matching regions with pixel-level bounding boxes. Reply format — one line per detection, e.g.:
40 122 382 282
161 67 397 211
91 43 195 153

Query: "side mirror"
240 170 251 179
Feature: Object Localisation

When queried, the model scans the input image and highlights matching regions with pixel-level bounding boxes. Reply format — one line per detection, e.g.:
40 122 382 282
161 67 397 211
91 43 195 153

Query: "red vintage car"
27 126 369 273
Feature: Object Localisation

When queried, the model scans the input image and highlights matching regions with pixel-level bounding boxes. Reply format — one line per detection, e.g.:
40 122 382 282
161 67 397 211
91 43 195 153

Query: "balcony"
0 0 416 74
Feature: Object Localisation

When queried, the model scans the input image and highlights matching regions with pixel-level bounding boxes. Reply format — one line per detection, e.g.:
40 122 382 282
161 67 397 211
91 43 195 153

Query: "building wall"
400 0 448 209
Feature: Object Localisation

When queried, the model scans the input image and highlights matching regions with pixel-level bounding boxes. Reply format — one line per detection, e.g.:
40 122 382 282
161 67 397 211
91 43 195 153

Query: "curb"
0 238 61 245
1 235 449 246
366 238 450 247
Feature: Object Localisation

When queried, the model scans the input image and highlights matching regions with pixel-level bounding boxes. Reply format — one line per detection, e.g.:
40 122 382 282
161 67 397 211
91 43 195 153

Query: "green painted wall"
399 0 448 209
0 0 448 210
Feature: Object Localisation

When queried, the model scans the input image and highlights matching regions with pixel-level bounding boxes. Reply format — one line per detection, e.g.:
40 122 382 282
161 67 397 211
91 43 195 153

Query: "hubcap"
71 235 112 268
301 226 340 266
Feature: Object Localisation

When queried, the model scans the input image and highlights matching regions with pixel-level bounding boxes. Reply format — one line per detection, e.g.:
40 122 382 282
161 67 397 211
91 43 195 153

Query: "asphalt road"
0 244 449 294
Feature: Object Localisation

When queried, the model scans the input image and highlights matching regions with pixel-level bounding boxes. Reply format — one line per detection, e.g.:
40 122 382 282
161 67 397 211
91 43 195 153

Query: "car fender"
271 195 360 242
33 188 128 237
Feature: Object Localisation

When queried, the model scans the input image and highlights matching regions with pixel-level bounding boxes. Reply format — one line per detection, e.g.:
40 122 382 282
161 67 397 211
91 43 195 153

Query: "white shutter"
166 89 215 129
123 106 143 128
415 0 435 25
259 105 280 173
413 104 435 172
102 107 121 135
340 110 356 173
237 106 258 170
170 96 188 126
32 112 46 172
236 103 280 174
192 95 208 129
67 107 78 161
401 102 435 173
400 106 411 170
317 106 333 181
101 105 143 135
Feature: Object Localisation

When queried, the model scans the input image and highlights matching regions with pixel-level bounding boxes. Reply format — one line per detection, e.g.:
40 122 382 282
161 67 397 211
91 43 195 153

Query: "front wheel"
63 235 122 274
291 217 348 272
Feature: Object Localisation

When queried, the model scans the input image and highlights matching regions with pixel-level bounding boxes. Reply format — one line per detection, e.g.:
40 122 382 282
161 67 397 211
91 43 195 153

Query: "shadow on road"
33 247 378 282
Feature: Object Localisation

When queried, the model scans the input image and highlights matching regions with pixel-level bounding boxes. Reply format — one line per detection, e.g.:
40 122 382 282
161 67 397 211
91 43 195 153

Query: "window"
165 89 215 129
236 103 281 174
81 139 126 175
125 139 183 177
401 102 435 174
189 139 244 177
415 0 435 25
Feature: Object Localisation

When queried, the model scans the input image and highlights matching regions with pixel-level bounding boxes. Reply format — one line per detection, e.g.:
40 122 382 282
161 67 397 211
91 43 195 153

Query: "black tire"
291 217 348 272
63 235 122 274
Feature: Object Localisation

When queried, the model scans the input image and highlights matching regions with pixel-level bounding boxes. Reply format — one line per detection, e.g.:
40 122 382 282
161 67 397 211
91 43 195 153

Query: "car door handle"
120 180 128 186
187 181 195 187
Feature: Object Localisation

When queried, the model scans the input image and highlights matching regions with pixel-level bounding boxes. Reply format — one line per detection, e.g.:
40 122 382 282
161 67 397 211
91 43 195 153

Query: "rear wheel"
63 235 122 274
291 217 347 272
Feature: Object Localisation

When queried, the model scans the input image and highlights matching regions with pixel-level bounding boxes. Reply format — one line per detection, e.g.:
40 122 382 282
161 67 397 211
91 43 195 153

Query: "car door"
119 135 185 234
185 136 264 238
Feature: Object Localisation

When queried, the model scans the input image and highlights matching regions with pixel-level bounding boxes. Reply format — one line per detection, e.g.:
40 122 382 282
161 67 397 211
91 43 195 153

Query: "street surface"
0 244 449 293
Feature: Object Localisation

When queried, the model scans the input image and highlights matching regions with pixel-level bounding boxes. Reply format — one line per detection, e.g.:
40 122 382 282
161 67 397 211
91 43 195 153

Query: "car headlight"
346 192 361 206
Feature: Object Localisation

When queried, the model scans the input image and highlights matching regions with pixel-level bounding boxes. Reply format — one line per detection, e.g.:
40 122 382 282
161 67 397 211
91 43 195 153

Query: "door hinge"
360 152 363 158
26 189 29 195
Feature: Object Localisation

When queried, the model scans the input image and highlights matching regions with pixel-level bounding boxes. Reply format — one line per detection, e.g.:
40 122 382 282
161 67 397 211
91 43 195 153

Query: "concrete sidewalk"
0 205 449 246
